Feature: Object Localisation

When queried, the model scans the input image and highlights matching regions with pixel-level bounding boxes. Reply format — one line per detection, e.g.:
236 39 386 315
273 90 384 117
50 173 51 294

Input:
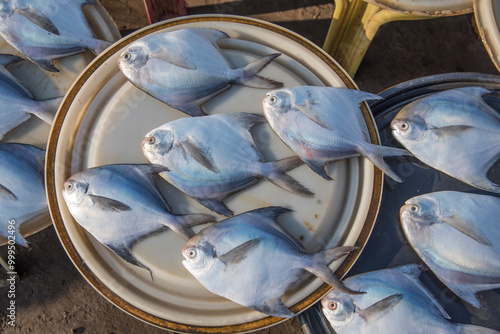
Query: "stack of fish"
0 0 113 249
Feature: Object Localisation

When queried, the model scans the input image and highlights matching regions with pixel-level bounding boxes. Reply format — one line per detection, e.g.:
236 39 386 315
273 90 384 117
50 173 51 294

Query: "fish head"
141 128 174 163
62 176 89 207
390 104 429 148
262 89 293 120
181 235 217 275
118 42 150 79
400 196 440 228
321 291 356 328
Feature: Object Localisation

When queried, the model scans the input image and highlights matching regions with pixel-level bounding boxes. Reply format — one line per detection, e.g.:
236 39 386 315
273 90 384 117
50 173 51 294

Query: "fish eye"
123 52 132 61
64 182 75 193
146 136 156 145
268 96 278 104
410 204 420 213
400 122 410 131
186 248 197 259
328 301 337 311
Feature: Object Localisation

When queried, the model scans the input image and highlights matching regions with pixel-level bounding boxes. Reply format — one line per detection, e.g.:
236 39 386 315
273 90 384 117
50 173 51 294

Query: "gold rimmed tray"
46 15 383 333
0 1 120 247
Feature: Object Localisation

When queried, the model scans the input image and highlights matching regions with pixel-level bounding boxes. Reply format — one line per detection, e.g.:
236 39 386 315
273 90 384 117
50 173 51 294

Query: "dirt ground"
0 0 498 333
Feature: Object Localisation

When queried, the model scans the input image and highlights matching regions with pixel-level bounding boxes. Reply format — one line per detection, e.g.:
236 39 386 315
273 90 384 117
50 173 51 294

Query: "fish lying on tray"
182 206 361 318
391 87 500 193
142 112 313 216
118 28 283 116
400 191 500 308
62 164 216 275
0 54 62 139
262 86 410 182
0 0 112 72
321 264 500 333
0 143 47 247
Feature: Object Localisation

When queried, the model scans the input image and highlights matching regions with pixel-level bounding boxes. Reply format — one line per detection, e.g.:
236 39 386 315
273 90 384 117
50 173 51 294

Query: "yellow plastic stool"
324 0 473 77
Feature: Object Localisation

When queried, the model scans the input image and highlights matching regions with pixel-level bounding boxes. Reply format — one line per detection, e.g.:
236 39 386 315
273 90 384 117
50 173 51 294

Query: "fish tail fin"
30 96 64 125
457 324 500 334
359 143 411 182
172 214 216 240
233 53 284 89
265 156 314 197
306 246 364 295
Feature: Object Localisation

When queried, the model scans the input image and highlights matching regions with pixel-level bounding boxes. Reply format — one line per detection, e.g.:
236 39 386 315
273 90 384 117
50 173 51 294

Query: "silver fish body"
142 113 312 216
0 0 111 72
262 86 409 182
62 164 215 273
391 87 500 193
0 54 61 139
321 264 499 334
400 191 500 308
182 206 360 318
0 143 47 247
118 28 283 116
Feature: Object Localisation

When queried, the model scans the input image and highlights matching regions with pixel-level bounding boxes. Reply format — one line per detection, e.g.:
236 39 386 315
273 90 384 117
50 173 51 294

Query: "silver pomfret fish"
142 113 313 216
62 164 215 274
118 28 283 116
0 54 61 139
262 86 409 182
391 87 500 193
182 206 361 318
0 0 112 72
0 143 47 247
321 264 500 334
400 191 500 308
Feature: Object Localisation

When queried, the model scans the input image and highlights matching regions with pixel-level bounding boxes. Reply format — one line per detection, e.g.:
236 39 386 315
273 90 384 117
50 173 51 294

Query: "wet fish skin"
400 191 500 309
262 86 410 182
391 87 500 193
321 264 500 333
62 164 215 273
142 113 313 217
0 54 62 139
0 143 47 247
182 206 361 318
118 28 283 116
0 0 112 72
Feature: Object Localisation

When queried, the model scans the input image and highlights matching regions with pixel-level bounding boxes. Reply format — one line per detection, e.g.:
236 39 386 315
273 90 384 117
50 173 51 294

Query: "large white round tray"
46 15 383 333
0 1 120 246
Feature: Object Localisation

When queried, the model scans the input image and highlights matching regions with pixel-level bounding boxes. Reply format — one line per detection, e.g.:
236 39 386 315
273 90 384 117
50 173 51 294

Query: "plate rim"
45 14 383 333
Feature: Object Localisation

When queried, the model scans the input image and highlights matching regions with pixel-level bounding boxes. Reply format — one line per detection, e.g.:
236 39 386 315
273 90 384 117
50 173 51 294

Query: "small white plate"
46 15 383 333
0 1 121 246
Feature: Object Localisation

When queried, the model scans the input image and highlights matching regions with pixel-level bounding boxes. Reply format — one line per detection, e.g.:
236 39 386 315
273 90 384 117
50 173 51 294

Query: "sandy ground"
0 0 498 333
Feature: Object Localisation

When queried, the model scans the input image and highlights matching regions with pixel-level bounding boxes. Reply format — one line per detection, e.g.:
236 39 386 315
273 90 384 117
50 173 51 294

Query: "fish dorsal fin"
179 138 220 174
358 293 403 323
0 184 17 200
15 6 60 35
190 28 230 45
88 194 132 212
440 212 492 246
218 238 261 267
220 113 267 131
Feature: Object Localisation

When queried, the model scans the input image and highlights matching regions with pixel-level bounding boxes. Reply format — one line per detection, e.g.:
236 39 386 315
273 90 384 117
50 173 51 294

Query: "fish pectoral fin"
0 184 17 201
441 213 492 246
88 194 132 212
428 125 474 140
15 6 60 35
32 58 60 72
358 293 403 324
218 238 262 268
251 298 296 318
294 102 332 130
150 48 197 70
180 139 220 174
